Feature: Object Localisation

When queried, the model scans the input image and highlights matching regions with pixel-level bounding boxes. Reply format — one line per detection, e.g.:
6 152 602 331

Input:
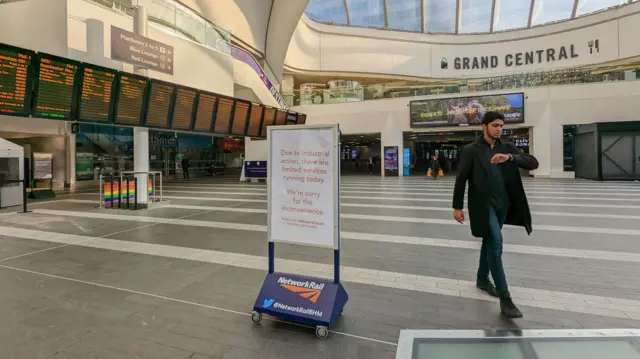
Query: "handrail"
284 66 640 107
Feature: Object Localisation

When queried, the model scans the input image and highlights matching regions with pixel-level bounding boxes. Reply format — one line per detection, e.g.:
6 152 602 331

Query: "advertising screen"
77 64 117 123
384 146 399 176
0 44 35 117
33 53 80 120
410 93 525 128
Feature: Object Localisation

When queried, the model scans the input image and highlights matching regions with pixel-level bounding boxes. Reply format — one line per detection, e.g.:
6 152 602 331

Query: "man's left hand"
491 153 511 164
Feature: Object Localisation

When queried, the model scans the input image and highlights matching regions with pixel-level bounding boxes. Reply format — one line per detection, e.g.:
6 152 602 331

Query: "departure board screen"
0 44 34 116
145 80 174 128
171 87 196 130
246 103 263 137
115 73 147 125
297 113 307 125
275 109 287 126
231 100 249 135
33 53 80 119
193 91 217 132
77 64 117 122
213 97 234 134
261 107 276 138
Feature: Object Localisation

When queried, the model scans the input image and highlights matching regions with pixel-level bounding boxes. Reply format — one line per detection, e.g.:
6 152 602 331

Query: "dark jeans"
183 168 189 179
478 206 510 299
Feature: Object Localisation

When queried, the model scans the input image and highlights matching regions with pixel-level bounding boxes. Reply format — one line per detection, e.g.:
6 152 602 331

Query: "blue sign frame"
251 124 348 339
244 161 267 178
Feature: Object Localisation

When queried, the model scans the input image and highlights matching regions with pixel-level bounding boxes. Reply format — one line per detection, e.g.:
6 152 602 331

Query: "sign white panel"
268 126 337 248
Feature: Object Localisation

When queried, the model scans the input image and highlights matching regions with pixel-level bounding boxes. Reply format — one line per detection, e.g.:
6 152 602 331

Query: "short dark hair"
482 111 505 125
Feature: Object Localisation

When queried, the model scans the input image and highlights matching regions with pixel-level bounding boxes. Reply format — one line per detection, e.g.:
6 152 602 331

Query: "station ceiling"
305 0 635 34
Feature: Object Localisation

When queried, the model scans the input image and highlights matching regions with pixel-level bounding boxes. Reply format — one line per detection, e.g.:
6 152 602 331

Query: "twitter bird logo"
263 298 274 308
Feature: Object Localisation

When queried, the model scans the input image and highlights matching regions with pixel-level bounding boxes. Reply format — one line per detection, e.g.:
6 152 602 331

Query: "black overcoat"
452 137 539 238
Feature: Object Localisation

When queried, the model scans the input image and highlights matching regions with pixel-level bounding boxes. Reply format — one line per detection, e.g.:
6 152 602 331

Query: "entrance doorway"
405 128 531 175
340 133 381 175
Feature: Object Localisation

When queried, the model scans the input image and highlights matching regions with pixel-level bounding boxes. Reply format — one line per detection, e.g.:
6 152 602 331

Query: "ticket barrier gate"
99 171 163 209
99 175 140 209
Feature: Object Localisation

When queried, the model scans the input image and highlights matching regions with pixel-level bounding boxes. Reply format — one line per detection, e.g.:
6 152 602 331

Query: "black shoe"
476 280 499 297
500 298 523 319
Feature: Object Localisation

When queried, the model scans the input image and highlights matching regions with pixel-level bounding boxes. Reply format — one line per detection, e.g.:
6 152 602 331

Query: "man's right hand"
453 209 465 223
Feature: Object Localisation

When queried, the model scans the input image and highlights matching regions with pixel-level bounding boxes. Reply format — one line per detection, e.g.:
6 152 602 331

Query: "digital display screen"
193 91 217 132
261 107 276 137
246 103 263 137
275 109 287 125
384 146 399 171
115 73 147 125
0 44 34 116
286 112 297 124
410 93 525 128
145 80 174 128
231 100 249 135
296 113 307 125
171 87 196 130
33 53 79 119
213 97 234 134
77 64 117 123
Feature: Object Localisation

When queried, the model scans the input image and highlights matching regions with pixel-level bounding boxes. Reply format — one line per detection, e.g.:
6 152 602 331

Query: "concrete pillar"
133 5 149 206
133 5 148 77
65 132 76 189
281 74 295 106
134 127 149 206
381 113 404 177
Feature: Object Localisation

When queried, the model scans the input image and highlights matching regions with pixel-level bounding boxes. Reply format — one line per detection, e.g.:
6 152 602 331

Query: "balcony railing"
86 0 288 108
285 66 640 107
89 0 232 55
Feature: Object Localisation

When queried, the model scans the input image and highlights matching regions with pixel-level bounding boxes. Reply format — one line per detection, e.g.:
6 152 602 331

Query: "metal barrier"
99 171 163 209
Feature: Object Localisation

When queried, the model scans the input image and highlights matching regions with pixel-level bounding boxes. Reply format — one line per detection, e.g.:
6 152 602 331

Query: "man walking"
452 111 538 319
428 155 441 180
181 157 190 180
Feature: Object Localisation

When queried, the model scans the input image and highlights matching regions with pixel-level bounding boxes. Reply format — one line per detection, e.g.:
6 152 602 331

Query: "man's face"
483 119 504 140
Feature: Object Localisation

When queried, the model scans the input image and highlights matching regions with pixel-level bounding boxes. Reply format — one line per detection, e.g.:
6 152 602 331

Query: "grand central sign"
441 40 600 71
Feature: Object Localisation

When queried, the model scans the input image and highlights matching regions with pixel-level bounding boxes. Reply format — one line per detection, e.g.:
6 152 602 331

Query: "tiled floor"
2 175 640 358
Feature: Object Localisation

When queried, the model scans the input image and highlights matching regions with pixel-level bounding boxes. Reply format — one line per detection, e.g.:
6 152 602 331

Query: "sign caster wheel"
251 311 262 324
315 326 329 340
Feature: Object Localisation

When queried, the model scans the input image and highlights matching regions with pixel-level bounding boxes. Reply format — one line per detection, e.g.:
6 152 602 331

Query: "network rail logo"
278 276 324 303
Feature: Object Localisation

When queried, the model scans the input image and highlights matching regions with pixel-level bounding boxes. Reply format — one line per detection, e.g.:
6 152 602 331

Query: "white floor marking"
162 188 640 202
339 195 640 209
2 201 252 263
1 226 639 321
18 201 640 262
155 202 640 220
0 263 397 346
163 184 640 198
27 194 640 210
27 208 640 237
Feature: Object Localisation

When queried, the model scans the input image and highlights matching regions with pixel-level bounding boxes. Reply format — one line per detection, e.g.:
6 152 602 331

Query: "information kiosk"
251 124 348 339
